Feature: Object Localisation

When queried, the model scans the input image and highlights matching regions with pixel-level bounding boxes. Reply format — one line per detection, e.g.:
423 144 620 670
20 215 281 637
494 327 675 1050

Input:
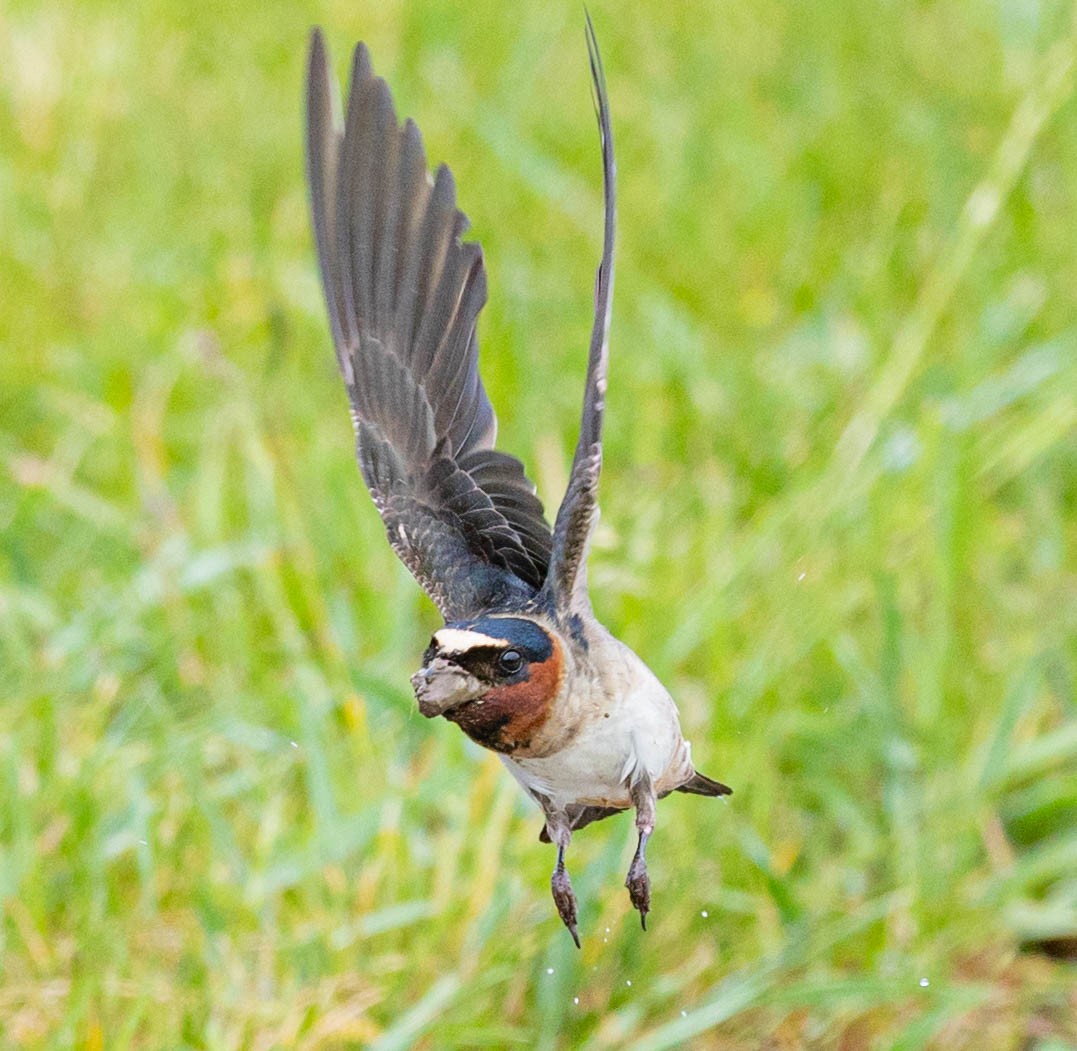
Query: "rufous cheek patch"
443 633 564 754
487 637 565 751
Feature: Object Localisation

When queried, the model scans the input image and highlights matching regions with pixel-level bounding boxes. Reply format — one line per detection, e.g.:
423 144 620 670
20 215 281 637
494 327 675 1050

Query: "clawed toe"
625 854 651 929
551 866 581 948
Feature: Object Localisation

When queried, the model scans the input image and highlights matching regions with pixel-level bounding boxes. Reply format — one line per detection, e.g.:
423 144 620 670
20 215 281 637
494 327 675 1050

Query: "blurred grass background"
2 0 1076 1046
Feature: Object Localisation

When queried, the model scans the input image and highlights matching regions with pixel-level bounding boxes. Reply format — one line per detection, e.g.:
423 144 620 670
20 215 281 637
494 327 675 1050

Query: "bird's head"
410 616 566 753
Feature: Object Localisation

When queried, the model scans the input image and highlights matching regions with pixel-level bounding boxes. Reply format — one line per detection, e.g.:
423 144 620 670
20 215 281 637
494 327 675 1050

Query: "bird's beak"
410 658 482 718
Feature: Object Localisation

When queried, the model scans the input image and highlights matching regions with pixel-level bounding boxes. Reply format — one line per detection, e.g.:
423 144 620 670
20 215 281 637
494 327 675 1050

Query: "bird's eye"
499 649 524 674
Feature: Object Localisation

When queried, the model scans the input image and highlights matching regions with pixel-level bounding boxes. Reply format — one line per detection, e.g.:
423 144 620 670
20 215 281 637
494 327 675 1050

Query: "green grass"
2 0 1076 1047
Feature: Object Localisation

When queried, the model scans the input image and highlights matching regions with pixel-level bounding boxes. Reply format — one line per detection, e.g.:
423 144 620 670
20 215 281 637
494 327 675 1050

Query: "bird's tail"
677 770 733 797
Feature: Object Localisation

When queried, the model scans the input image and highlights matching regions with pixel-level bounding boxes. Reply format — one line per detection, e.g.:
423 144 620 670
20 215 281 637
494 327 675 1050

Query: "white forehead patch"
433 628 509 656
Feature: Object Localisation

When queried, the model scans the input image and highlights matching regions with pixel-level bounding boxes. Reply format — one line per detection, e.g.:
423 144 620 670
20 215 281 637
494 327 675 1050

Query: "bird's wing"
541 13 615 616
306 29 553 620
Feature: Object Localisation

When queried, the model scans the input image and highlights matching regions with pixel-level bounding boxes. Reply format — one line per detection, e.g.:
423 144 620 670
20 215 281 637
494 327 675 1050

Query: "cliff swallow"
305 17 730 946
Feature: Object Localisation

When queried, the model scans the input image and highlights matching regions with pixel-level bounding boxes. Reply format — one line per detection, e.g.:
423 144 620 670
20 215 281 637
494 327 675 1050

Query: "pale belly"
502 681 688 810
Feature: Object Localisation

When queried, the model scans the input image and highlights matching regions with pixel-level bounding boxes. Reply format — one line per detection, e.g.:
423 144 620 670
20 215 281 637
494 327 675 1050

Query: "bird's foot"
625 852 650 930
551 865 581 948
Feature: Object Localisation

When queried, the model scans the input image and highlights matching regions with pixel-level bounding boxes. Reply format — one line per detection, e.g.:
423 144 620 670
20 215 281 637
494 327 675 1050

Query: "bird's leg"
545 811 580 948
625 773 657 929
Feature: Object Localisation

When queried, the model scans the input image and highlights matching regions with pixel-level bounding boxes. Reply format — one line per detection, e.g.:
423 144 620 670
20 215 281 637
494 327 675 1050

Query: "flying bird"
305 17 730 946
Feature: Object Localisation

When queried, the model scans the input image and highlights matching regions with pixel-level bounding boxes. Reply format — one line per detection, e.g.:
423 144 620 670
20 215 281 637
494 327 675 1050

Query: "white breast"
501 637 690 810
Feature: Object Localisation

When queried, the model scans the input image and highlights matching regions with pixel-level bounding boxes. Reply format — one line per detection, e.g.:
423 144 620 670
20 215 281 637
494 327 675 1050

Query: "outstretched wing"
306 29 553 620
541 13 616 615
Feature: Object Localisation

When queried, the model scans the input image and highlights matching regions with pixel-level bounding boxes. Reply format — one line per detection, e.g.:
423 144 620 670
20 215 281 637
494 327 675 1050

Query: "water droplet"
290 740 299 749
626 979 632 987
797 571 806 582
700 910 709 918
919 977 930 988
681 1010 687 1018
605 927 610 934
573 996 579 1005
546 967 554 975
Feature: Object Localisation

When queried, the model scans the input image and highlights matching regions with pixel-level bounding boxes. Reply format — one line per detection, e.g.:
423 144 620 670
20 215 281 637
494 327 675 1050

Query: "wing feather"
306 30 553 619
542 13 616 614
